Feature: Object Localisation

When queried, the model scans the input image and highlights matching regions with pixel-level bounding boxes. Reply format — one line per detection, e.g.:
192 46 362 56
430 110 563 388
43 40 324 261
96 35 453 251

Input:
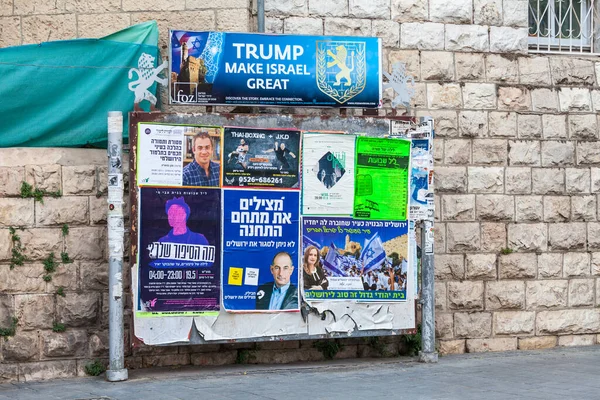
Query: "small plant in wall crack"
9 227 26 269
61 224 69 236
56 286 66 297
52 322 66 332
500 247 513 255
60 252 73 264
0 317 18 338
42 252 58 282
314 339 343 360
19 181 61 204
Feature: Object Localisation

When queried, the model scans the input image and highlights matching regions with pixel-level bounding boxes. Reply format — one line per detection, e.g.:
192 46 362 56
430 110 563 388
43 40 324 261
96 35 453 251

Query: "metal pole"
106 111 128 382
257 0 265 33
419 220 438 363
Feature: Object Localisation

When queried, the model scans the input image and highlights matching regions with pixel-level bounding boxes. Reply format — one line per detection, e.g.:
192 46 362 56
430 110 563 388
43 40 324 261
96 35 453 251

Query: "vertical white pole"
106 111 128 382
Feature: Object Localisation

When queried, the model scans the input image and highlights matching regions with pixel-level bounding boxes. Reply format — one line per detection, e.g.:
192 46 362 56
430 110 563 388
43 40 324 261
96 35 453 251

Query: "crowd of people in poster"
137 121 431 316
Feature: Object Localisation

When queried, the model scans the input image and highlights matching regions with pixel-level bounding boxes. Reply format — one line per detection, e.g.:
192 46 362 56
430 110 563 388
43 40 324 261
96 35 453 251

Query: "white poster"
301 133 356 216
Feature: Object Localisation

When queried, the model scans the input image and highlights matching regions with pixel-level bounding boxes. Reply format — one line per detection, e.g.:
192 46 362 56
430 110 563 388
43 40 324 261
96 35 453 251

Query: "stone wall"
1 0 600 383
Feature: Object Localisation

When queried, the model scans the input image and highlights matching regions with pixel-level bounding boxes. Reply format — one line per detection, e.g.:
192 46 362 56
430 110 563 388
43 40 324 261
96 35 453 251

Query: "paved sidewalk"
1 346 599 400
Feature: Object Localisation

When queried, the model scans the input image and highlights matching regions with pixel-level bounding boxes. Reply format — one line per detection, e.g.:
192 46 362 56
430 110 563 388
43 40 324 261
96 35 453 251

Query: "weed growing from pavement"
84 359 106 376
400 325 422 356
314 340 343 360
236 349 252 364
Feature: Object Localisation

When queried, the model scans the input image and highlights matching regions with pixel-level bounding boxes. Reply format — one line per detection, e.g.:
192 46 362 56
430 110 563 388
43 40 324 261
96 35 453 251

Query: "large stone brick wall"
1 0 600 382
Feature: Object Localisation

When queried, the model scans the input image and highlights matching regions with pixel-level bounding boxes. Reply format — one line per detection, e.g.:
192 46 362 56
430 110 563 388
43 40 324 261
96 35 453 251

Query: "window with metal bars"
528 0 597 53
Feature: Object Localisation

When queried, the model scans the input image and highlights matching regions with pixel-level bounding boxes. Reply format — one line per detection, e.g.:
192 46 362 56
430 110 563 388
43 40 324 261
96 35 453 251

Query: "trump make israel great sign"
169 30 382 108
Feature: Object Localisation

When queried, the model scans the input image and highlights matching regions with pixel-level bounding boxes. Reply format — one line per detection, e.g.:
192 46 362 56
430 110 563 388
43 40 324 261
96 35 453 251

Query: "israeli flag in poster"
360 233 386 273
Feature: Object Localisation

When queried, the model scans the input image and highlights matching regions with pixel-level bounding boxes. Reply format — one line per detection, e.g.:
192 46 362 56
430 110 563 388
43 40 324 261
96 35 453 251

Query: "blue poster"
138 187 220 315
302 217 408 302
169 30 382 108
222 189 300 312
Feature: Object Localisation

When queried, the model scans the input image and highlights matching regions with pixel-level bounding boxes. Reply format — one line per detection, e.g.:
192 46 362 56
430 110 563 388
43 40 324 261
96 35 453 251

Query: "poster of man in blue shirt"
255 252 299 310
182 132 220 187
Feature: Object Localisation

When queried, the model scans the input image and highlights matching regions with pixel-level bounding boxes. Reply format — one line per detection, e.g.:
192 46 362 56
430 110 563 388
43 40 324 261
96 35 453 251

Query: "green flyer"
353 137 410 220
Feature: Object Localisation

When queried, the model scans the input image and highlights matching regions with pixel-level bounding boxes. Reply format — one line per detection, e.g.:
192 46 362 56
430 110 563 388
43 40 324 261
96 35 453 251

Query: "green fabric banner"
0 21 161 148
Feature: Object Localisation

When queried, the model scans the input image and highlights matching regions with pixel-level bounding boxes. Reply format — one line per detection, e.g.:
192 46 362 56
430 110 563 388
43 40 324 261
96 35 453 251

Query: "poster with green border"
353 137 410 220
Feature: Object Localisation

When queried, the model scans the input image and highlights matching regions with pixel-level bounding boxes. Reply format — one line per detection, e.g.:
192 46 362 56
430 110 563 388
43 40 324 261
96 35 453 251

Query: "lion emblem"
327 45 354 87
128 53 168 110
316 41 366 104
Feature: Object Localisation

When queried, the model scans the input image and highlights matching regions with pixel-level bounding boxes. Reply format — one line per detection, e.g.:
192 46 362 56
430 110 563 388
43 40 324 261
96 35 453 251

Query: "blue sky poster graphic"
302 217 408 302
222 189 300 312
138 187 220 315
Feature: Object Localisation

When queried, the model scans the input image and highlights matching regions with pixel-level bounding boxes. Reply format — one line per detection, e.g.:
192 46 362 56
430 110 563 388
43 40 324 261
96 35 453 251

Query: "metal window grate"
529 0 597 54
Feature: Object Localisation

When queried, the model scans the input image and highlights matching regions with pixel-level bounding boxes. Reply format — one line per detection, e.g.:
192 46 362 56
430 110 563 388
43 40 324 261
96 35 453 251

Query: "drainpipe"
257 0 265 33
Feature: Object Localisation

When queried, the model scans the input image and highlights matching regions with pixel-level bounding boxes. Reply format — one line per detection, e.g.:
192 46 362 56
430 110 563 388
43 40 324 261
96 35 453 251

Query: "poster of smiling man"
222 189 300 312
302 217 408 302
222 127 300 189
138 187 221 316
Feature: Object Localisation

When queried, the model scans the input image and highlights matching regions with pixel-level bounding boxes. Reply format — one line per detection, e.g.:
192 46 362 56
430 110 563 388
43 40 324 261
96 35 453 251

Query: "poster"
409 138 434 221
222 189 300 312
353 137 410 220
137 123 222 187
169 31 382 108
302 133 355 215
302 217 408 301
138 187 221 316
222 127 300 188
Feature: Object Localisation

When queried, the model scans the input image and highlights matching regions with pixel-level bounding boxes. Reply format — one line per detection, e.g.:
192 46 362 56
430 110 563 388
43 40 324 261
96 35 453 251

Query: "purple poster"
138 187 220 315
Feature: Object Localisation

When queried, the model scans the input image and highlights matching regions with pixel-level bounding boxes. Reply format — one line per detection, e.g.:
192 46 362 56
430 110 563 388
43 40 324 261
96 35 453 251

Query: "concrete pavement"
1 345 599 400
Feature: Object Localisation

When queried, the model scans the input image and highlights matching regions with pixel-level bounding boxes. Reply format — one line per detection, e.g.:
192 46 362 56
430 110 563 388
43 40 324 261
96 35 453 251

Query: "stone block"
324 17 371 36
507 223 547 251
265 0 307 15
494 311 535 335
0 167 24 196
489 27 528 53
372 20 399 47
536 309 600 335
66 227 105 260
191 350 238 366
435 167 467 192
427 83 462 109
0 198 34 228
438 339 466 355
472 139 507 165
122 0 184 11
387 49 420 80
577 142 600 165
47 263 77 292
468 167 504 193
434 254 465 280
3 332 39 362
430 0 471 23
466 337 517 352
549 223 586 251
283 17 323 34
62 166 96 196
486 280 525 310
503 0 528 27
517 114 542 139
551 58 595 86
565 168 590 193
563 252 590 277
455 53 485 81
57 293 99 327
435 282 447 311
444 139 471 165
442 195 475 221
77 13 130 38
0 229 11 261
445 24 488 52
505 167 531 194
498 86 530 111
543 196 570 222
489 112 517 138
418 111 457 138
391 0 427 22
519 56 551 85
448 281 484 310
421 51 454 81
571 195 596 221
43 330 87 357
216 8 250 32
15 294 53 331
542 115 567 139
434 140 444 164
476 195 514 221
481 222 507 252
531 88 559 112
80 261 108 290
0 264 46 294
435 313 454 339
498 253 537 278
589 224 600 250
447 223 480 252
486 54 518 83
559 88 592 112
435 222 446 253
466 253 497 280
558 335 596 347
88 331 109 357
0 363 18 383
538 253 562 278
532 168 564 195
349 0 390 18
518 336 557 350
35 196 89 226
569 114 598 139
0 16 21 47
0 295 13 327
22 14 76 44
463 83 497 109
400 22 445 50
515 195 542 222
455 312 491 338
568 279 594 307
65 0 122 13
508 140 540 166
89 196 107 225
474 0 502 25
526 280 568 309
459 111 488 137
20 360 78 382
